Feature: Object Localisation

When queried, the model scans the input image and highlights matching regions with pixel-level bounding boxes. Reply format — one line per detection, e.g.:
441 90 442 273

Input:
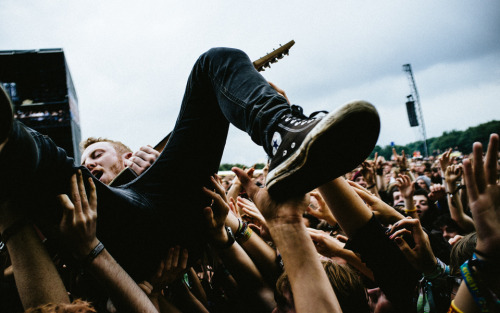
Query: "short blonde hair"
80 137 132 156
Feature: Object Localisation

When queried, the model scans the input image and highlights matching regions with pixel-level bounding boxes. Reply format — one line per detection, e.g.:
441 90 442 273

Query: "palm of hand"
469 185 500 255
400 183 414 198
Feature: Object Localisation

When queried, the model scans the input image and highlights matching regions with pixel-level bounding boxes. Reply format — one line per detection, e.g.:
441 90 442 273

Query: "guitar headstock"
253 40 295 72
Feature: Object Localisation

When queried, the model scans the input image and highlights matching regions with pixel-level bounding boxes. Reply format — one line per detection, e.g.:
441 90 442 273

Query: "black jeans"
2 48 290 280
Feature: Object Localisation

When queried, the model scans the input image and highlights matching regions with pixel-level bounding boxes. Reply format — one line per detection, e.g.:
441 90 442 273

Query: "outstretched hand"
58 170 99 258
392 148 407 171
463 134 500 257
396 174 414 199
202 175 230 244
237 197 265 227
151 246 189 291
306 191 337 226
387 217 436 274
307 228 345 258
348 180 404 224
232 167 308 224
438 148 453 173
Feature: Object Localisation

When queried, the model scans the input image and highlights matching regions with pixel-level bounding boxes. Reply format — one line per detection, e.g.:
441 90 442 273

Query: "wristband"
461 260 489 312
404 209 417 213
1 218 31 244
474 249 500 261
424 258 448 280
447 300 464 313
376 168 384 176
367 184 376 189
86 241 105 264
214 226 235 249
235 221 252 243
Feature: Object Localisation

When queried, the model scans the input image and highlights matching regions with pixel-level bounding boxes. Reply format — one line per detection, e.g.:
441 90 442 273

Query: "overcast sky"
1 0 499 165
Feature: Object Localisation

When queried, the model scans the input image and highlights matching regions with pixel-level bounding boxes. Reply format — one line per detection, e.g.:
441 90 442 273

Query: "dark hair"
414 189 438 230
433 215 464 235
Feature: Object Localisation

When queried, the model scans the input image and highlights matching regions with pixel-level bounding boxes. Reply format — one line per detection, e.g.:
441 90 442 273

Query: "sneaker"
0 85 13 150
266 100 380 197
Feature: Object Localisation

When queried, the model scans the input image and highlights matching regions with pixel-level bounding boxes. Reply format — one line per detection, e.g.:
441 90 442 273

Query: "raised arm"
445 164 475 232
202 175 275 311
453 134 500 313
396 174 418 218
58 171 158 313
234 167 342 313
0 199 70 309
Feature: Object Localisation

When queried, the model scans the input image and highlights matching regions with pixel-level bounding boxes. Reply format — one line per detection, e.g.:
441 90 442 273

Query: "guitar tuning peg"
277 53 284 60
264 62 271 68
270 58 278 64
283 49 289 56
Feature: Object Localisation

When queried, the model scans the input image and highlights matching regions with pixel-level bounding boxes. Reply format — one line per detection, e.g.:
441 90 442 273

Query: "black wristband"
214 226 235 249
86 241 105 264
474 249 500 261
1 218 30 244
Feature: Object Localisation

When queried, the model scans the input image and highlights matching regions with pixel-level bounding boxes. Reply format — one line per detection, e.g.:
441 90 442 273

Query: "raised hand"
463 134 500 257
202 175 230 244
361 161 376 186
237 197 265 227
306 191 337 226
348 180 404 224
438 148 453 173
387 217 436 275
374 152 386 174
392 148 408 171
395 174 414 199
268 81 290 104
151 246 189 290
58 170 98 257
125 145 160 176
445 164 463 188
232 167 308 224
307 228 345 258
428 183 446 202
228 197 241 219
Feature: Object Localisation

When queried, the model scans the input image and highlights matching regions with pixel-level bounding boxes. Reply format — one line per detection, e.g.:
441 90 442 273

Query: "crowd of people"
0 47 499 313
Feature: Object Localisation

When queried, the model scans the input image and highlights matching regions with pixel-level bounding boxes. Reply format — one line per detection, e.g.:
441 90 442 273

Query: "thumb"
232 167 259 198
336 234 348 243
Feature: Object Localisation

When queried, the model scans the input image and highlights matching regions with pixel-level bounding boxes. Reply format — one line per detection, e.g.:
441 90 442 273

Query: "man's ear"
122 152 133 161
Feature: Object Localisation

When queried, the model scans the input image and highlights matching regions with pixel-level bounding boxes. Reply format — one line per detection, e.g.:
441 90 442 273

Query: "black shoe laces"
291 105 328 119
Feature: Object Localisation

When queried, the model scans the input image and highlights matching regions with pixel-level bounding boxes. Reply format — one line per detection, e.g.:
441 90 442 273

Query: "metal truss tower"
403 63 428 157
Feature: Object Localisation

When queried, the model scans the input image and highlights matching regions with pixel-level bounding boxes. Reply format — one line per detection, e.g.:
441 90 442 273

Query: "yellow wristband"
404 209 417 213
447 300 464 313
